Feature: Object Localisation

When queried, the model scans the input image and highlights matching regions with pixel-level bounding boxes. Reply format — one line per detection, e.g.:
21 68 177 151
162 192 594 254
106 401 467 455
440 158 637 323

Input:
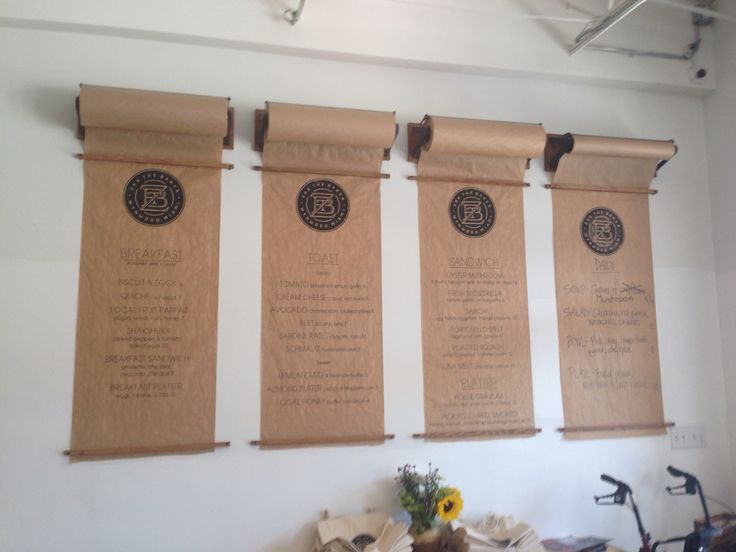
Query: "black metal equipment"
595 474 653 552
594 467 723 552
654 466 720 552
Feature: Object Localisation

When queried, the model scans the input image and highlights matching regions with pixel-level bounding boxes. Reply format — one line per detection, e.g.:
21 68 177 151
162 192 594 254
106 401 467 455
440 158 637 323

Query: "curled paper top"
570 134 676 160
425 116 546 159
316 512 390 545
79 85 229 137
266 102 396 149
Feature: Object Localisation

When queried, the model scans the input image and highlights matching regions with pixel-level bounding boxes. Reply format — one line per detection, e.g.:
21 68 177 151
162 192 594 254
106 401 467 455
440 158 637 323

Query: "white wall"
0 19 732 552
705 5 736 491
0 0 717 92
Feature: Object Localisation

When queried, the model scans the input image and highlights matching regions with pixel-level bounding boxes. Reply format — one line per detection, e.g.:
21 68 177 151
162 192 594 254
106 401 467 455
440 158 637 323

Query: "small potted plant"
395 464 464 552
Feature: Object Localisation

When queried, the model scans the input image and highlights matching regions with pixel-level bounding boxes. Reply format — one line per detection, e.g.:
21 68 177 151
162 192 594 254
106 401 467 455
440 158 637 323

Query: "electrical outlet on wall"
671 426 706 449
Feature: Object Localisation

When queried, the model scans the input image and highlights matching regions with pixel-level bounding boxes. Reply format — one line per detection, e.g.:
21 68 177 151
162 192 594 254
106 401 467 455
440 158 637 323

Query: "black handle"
601 474 620 486
667 465 688 478
595 474 630 506
665 466 711 526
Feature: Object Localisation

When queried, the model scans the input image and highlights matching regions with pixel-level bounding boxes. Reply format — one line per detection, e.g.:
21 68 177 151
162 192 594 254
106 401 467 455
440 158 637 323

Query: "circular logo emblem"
581 207 624 255
123 169 185 226
352 535 376 550
449 187 496 237
296 179 349 232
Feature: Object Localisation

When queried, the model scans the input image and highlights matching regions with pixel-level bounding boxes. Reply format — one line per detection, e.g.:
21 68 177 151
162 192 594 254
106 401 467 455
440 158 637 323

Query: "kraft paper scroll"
415 116 545 439
551 134 676 439
259 103 395 445
70 85 229 458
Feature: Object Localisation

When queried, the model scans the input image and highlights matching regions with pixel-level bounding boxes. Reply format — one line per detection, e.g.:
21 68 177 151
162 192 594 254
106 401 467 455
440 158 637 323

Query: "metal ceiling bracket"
650 0 736 24
569 0 650 55
583 8 711 62
283 0 306 25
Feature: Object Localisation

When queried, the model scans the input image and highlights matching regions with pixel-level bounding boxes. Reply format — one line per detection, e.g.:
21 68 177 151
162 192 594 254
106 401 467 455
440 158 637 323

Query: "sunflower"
437 491 463 522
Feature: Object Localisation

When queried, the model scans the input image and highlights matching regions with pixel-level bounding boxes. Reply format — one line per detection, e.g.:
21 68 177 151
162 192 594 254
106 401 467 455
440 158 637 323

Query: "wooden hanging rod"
545 183 657 195
557 422 675 434
63 441 231 458
252 166 390 180
250 434 395 448
408 175 530 187
413 428 541 440
75 153 234 170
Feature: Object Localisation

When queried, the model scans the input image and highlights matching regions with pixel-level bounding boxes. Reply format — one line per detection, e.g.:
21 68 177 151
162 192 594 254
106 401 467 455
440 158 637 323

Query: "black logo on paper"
581 207 624 255
123 169 185 226
352 535 376 550
296 179 349 232
449 187 496 237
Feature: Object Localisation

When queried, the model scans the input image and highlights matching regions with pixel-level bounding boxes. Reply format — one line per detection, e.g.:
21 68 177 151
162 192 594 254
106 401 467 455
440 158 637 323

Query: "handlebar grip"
600 474 620 486
667 465 687 478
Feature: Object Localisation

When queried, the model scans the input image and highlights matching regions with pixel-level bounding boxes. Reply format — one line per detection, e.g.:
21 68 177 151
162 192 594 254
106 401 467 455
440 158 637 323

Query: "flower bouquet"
395 464 464 552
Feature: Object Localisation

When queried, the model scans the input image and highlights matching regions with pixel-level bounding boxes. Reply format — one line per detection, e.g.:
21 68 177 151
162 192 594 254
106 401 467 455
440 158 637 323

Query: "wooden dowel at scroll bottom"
545 183 657 195
250 434 395 448
408 175 530 188
75 153 234 171
413 428 542 440
557 422 674 434
63 441 231 458
252 166 390 180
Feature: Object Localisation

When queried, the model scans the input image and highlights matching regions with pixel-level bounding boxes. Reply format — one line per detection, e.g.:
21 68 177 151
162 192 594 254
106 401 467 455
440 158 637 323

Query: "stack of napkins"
314 512 413 552
454 513 544 552
365 519 413 552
